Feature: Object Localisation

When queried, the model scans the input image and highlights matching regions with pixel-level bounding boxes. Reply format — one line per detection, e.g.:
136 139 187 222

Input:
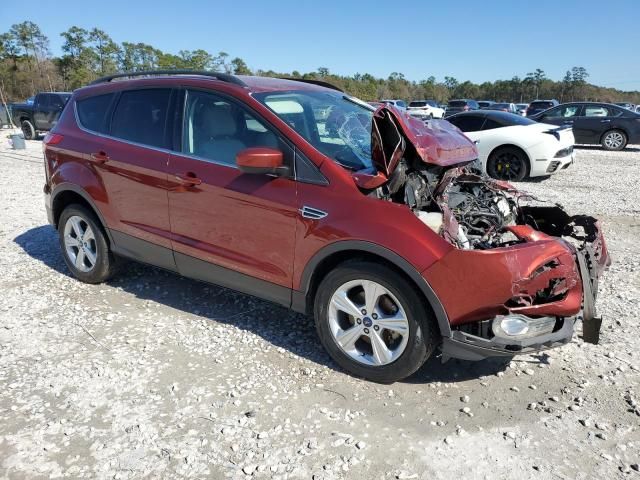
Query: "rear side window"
111 89 172 148
50 95 66 109
77 93 115 134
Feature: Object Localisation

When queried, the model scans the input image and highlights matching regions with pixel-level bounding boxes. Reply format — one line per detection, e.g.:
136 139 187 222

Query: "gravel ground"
0 138 638 480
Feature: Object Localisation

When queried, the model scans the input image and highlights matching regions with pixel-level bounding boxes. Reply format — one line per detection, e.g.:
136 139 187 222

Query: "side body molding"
294 240 452 338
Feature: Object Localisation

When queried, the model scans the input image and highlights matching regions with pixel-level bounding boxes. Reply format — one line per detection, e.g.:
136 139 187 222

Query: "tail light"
43 133 63 146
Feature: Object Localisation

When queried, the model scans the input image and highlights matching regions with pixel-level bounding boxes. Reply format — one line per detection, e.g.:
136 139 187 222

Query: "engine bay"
369 156 606 257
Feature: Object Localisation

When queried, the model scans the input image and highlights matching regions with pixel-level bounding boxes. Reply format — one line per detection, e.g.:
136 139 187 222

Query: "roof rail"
89 70 247 87
277 77 343 92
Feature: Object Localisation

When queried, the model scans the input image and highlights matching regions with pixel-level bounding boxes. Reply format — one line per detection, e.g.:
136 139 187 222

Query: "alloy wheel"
328 279 409 366
63 215 98 272
492 151 524 180
604 131 624 149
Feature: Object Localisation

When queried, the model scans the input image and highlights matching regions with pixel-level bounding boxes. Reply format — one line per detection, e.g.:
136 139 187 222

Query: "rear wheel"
58 204 117 283
314 260 437 383
486 146 529 181
601 130 627 151
21 120 36 140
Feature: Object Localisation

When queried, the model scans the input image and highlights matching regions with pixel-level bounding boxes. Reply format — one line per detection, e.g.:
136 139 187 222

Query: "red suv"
43 71 610 383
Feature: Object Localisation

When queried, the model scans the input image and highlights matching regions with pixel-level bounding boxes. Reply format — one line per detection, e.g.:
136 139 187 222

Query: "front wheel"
486 147 529 181
601 130 627 151
58 204 117 283
314 260 438 383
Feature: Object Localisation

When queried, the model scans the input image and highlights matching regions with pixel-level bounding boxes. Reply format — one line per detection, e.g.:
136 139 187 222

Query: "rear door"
77 87 176 269
47 94 67 130
573 104 620 143
33 94 50 130
167 89 298 303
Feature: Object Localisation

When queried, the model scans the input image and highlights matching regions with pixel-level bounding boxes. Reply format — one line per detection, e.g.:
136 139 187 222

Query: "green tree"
231 57 251 75
89 28 120 75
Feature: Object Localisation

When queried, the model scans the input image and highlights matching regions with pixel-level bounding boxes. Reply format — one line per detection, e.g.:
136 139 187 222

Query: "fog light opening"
492 314 556 340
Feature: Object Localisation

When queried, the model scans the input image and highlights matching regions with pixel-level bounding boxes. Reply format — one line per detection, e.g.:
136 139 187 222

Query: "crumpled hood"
373 106 477 171
354 106 478 188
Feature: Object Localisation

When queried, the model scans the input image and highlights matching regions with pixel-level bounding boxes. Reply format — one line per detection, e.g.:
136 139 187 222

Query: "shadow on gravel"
16 224 512 383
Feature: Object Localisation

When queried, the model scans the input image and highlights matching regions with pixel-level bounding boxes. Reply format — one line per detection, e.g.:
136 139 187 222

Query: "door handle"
90 151 109 164
600 119 611 123
563 120 573 124
174 172 202 186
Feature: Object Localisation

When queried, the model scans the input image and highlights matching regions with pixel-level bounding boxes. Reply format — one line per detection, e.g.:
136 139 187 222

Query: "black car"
526 99 559 117
445 99 480 117
10 92 72 139
528 102 640 150
477 100 495 109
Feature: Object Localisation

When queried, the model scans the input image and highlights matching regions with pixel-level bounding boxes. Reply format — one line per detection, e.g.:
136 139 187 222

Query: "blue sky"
2 0 639 90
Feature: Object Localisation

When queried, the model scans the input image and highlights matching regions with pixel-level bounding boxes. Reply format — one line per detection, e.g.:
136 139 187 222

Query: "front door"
538 104 583 130
167 89 298 305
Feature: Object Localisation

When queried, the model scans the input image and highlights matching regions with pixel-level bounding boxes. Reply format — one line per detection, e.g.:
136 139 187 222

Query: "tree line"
1 20 639 105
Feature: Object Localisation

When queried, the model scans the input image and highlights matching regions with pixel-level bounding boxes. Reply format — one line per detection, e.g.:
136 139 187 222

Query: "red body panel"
167 152 298 287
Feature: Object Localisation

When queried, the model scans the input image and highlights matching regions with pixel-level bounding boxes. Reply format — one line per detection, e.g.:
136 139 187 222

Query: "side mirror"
236 147 288 176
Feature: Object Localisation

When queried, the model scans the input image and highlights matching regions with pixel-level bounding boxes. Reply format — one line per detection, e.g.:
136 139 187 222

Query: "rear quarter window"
76 93 115 134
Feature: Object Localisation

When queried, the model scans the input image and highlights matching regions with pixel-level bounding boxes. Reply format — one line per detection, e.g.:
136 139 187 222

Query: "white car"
406 100 445 119
380 99 407 111
445 110 575 181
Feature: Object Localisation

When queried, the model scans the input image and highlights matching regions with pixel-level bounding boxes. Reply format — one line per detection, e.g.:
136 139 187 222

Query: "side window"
584 105 621 117
111 89 172 148
38 94 51 108
77 93 115 134
448 115 485 132
482 118 503 130
50 95 65 110
546 105 581 118
183 90 281 166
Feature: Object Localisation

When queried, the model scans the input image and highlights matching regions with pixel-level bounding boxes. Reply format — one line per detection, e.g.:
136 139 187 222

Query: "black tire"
58 204 117 283
428 113 433 120
486 146 529 181
600 129 627 151
21 120 36 140
314 260 438 383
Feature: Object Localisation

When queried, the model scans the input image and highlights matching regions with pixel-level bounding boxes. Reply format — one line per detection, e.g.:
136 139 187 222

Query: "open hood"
354 106 478 188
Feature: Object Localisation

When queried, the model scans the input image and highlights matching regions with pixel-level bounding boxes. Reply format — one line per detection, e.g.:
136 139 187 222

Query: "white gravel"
0 138 638 479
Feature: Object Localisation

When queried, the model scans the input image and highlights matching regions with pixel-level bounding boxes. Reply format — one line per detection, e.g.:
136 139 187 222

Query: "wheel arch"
51 185 113 244
599 127 629 145
295 240 452 338
487 143 531 175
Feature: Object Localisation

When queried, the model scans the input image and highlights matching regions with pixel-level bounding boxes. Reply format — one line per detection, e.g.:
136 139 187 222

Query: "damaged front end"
353 106 611 360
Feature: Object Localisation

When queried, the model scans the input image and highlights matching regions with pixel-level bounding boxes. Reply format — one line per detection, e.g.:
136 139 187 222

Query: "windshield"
254 90 374 171
448 100 467 107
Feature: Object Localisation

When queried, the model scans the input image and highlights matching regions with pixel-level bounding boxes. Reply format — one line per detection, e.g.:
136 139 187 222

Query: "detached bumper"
439 248 604 361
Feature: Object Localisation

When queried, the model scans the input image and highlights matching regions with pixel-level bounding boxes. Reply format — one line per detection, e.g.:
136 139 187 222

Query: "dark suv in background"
525 99 559 117
42 71 609 383
444 99 480 117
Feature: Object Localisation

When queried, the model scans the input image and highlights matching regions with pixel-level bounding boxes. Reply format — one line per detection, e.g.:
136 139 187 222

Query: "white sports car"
445 110 575 181
406 100 445 119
